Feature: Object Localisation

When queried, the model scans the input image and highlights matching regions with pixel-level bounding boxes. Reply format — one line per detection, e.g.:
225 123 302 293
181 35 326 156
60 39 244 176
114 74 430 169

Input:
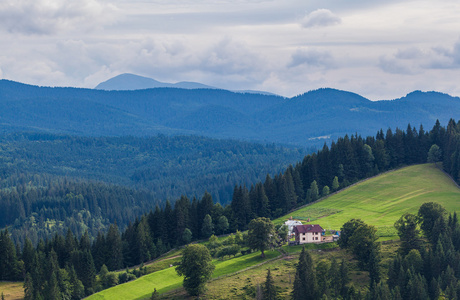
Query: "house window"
302 238 305 241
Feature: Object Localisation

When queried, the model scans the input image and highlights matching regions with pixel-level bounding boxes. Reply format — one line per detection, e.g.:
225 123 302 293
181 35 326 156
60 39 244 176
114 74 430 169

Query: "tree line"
1 119 460 298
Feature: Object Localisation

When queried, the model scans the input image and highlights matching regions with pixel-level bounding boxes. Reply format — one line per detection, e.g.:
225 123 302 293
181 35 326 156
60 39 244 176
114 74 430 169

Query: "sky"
1 0 460 100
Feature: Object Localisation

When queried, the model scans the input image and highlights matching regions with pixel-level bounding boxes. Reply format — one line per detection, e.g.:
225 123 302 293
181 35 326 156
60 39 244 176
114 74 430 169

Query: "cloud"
426 39 460 68
378 56 417 75
300 9 341 28
0 0 119 35
378 39 460 75
288 48 335 69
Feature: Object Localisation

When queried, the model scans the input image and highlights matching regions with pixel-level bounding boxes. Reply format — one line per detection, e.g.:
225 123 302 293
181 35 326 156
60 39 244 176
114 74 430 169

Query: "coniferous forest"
3 119 460 298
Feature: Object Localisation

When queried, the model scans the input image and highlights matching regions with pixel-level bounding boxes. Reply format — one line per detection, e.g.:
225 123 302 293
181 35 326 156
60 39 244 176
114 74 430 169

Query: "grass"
276 164 460 237
0 281 24 300
202 241 392 300
86 250 281 300
89 163 460 299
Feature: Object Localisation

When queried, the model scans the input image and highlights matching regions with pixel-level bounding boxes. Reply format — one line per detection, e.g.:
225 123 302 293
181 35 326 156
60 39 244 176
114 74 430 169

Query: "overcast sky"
1 0 460 100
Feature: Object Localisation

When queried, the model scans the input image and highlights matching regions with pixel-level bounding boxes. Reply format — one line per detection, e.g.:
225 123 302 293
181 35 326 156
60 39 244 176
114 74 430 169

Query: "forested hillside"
0 133 303 202
2 79 460 146
2 119 460 299
0 133 302 245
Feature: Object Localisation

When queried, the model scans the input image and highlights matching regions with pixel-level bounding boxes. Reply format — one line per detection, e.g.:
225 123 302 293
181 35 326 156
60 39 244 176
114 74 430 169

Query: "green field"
276 164 460 236
86 250 280 300
87 163 460 299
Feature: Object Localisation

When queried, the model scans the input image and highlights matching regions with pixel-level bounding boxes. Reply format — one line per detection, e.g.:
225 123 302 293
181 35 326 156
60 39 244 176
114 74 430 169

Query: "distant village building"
293 224 324 244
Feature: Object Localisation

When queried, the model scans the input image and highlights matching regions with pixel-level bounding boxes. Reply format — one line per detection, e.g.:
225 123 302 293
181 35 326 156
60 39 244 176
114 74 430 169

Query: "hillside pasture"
0 281 24 300
87 250 280 299
277 164 460 237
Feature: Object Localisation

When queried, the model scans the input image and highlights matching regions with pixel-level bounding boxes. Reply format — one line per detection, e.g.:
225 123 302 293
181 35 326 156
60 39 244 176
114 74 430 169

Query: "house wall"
296 231 322 244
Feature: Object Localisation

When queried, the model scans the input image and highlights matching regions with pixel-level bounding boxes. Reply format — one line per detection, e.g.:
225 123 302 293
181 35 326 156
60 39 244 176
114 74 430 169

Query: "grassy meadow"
276 164 460 238
87 163 460 299
0 281 24 300
87 250 280 300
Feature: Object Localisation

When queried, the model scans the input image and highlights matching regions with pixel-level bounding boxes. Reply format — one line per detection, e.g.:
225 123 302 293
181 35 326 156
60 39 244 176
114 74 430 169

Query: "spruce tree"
24 273 34 300
292 247 318 300
339 258 350 298
262 268 277 300
106 223 123 271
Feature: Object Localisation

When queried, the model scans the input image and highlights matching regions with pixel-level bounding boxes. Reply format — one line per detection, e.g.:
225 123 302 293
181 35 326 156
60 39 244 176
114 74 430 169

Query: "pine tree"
262 268 277 300
316 260 330 297
0 228 21 280
24 273 34 300
292 247 318 300
309 180 319 202
339 258 350 298
106 223 123 270
68 265 84 300
46 271 61 300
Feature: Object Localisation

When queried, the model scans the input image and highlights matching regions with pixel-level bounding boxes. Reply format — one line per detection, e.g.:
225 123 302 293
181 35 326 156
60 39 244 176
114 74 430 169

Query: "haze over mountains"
1 77 459 147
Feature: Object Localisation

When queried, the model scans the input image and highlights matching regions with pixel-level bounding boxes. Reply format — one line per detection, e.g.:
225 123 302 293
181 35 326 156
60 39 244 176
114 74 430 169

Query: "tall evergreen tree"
262 268 277 300
105 223 123 271
292 247 318 300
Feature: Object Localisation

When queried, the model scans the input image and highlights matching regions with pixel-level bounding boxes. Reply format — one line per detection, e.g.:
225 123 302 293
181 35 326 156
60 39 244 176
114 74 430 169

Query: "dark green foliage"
176 244 215 296
262 268 277 300
201 214 214 239
105 224 123 271
292 247 318 300
418 202 446 244
0 228 23 280
6 119 460 298
338 219 366 249
182 228 193 245
24 273 34 300
216 215 229 235
339 258 350 298
316 260 330 297
394 213 424 255
150 288 159 300
348 222 380 270
427 144 442 164
247 217 276 258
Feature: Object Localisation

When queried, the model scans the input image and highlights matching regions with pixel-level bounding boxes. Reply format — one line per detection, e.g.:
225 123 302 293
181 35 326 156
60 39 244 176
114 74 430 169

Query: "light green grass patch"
276 164 460 235
87 250 280 300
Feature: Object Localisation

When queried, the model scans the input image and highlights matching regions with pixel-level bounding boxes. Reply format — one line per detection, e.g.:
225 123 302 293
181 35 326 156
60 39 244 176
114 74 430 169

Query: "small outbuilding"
284 219 303 236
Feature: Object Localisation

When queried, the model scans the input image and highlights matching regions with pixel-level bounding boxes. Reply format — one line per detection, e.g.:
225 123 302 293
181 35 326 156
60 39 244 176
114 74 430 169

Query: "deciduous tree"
247 217 276 258
176 244 215 296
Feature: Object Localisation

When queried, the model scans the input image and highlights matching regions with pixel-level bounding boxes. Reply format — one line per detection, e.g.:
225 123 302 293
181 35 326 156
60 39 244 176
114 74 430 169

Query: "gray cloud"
300 9 341 28
378 56 416 75
288 49 335 69
0 0 118 35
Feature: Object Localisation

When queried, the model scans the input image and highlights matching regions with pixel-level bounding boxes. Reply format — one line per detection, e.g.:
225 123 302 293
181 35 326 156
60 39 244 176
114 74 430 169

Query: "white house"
293 224 324 244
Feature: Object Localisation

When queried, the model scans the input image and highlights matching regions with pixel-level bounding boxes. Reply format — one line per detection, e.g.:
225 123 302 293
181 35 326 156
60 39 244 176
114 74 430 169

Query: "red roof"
293 224 323 234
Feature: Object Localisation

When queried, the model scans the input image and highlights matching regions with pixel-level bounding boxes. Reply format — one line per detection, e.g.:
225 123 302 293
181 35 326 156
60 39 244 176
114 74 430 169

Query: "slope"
278 164 460 237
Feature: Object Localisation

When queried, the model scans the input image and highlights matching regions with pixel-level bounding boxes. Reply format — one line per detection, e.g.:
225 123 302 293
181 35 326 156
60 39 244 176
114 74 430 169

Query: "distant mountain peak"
95 73 216 91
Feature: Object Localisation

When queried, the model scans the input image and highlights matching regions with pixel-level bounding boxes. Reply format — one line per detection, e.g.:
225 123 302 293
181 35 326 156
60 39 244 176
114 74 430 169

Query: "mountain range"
1 78 459 147
95 73 275 95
